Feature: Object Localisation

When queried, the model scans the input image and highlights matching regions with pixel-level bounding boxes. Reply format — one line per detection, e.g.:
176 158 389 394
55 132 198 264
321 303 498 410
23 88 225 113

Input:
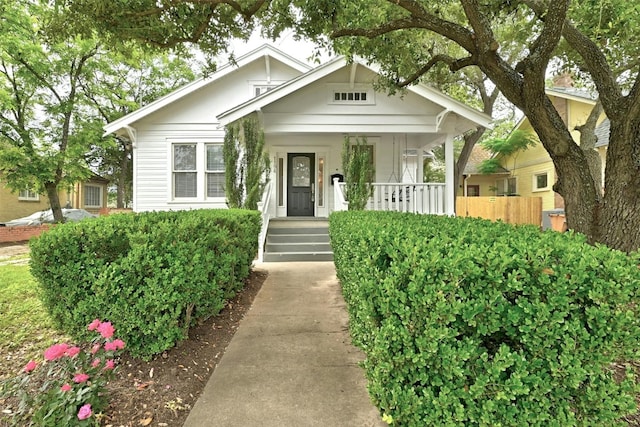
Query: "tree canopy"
0 1 103 222
53 0 640 252
0 1 199 220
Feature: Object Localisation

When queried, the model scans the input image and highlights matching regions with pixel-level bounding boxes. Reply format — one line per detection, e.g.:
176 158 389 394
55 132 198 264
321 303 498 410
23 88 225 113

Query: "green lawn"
0 263 68 378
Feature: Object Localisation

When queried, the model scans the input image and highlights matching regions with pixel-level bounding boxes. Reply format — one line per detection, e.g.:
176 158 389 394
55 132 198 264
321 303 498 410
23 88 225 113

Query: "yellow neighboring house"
0 174 109 223
465 82 607 212
459 144 510 197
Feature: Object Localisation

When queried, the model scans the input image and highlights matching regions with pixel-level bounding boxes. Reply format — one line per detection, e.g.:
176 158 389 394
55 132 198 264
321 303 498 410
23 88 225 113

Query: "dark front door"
287 153 315 216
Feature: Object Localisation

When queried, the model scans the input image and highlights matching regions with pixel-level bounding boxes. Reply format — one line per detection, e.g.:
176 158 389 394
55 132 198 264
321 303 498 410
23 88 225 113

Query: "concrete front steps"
263 218 333 262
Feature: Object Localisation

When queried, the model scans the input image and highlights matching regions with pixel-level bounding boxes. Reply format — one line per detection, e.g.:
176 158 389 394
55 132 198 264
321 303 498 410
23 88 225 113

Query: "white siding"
132 58 304 212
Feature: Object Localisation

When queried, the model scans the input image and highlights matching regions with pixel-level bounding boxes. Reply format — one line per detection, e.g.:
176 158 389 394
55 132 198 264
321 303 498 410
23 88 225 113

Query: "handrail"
256 181 273 263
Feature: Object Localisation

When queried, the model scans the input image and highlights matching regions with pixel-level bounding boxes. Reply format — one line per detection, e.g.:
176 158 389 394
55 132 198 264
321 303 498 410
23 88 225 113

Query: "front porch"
256 178 448 262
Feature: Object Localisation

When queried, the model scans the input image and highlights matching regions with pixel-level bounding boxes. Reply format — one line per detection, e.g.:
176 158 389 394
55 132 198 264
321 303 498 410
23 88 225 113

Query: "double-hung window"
173 144 197 198
533 171 550 191
206 144 225 198
171 142 225 200
18 189 39 201
496 177 517 196
84 185 102 207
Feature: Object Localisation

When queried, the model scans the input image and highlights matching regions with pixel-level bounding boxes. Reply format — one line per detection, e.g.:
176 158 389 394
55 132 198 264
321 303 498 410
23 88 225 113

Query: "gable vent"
329 85 375 105
334 91 367 102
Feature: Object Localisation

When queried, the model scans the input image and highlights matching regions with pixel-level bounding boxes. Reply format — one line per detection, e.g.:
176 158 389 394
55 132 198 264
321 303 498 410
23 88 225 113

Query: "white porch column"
445 133 455 215
417 147 424 183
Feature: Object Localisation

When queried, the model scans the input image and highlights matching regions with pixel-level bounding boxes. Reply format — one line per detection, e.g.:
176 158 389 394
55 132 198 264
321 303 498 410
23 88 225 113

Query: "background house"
465 78 607 214
459 144 510 197
0 174 109 222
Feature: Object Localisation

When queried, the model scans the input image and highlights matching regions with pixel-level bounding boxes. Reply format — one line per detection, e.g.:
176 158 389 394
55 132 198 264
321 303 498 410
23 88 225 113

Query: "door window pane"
317 157 324 206
292 156 311 187
278 157 284 206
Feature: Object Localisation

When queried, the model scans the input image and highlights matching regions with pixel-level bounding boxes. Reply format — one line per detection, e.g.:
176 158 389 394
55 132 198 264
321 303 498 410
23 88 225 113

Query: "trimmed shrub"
30 209 260 359
330 211 640 426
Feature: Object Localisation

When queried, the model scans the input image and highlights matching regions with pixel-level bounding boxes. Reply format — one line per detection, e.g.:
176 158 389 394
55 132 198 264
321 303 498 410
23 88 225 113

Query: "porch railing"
334 180 446 215
256 180 273 263
333 177 349 211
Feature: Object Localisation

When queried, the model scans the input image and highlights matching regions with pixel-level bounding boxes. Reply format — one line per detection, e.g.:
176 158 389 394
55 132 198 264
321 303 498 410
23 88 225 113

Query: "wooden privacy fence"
456 197 542 226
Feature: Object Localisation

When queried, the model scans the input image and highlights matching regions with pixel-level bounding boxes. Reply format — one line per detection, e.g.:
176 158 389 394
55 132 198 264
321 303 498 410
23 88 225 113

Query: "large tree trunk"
45 182 64 223
597 118 640 252
520 98 600 243
575 101 604 197
454 129 485 200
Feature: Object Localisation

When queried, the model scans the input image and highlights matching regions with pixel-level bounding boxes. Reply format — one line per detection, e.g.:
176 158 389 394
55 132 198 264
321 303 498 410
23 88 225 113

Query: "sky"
224 29 331 65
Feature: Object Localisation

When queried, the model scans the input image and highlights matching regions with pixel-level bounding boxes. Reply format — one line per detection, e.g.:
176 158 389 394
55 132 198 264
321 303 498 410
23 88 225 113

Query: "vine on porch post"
342 136 374 211
223 117 271 210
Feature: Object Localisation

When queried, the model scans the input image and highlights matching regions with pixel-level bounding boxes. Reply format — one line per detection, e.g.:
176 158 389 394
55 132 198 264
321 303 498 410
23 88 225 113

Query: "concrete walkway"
183 262 385 427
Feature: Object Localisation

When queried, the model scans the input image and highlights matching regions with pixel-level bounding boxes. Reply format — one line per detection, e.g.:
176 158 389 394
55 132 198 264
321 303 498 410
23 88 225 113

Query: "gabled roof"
104 45 311 136
217 56 493 129
546 87 598 104
463 144 509 175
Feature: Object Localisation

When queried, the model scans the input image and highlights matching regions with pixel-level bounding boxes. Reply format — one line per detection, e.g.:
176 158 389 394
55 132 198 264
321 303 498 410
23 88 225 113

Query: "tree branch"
515 0 570 75
332 2 476 53
397 54 477 87
523 0 621 114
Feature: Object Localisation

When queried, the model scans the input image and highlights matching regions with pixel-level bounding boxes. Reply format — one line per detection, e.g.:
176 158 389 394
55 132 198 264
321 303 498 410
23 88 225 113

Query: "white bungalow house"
105 44 491 259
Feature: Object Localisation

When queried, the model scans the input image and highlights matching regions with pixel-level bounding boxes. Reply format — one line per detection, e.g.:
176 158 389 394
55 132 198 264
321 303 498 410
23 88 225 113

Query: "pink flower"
104 339 125 352
91 343 101 354
23 360 37 373
73 373 90 383
60 383 72 392
97 321 114 339
77 403 92 420
65 346 81 358
87 319 101 331
91 358 101 368
104 359 115 370
44 343 70 361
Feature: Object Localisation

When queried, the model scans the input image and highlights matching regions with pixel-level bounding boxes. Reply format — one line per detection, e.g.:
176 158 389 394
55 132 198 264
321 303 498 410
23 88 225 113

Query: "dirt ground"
101 269 266 426
0 241 267 426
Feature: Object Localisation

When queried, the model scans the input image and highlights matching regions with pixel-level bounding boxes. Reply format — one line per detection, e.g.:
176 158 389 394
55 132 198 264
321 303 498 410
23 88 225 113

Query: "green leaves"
224 118 271 210
341 136 374 210
29 209 260 359
330 211 640 426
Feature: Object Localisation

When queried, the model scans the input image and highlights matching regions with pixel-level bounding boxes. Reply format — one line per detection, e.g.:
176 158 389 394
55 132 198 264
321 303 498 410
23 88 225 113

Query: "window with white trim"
533 171 549 191
496 177 517 196
84 185 102 207
206 144 225 198
18 189 39 201
173 144 197 198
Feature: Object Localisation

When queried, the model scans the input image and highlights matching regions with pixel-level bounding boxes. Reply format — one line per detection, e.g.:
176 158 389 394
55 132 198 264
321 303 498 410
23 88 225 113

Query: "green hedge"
330 211 640 426
30 209 260 359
